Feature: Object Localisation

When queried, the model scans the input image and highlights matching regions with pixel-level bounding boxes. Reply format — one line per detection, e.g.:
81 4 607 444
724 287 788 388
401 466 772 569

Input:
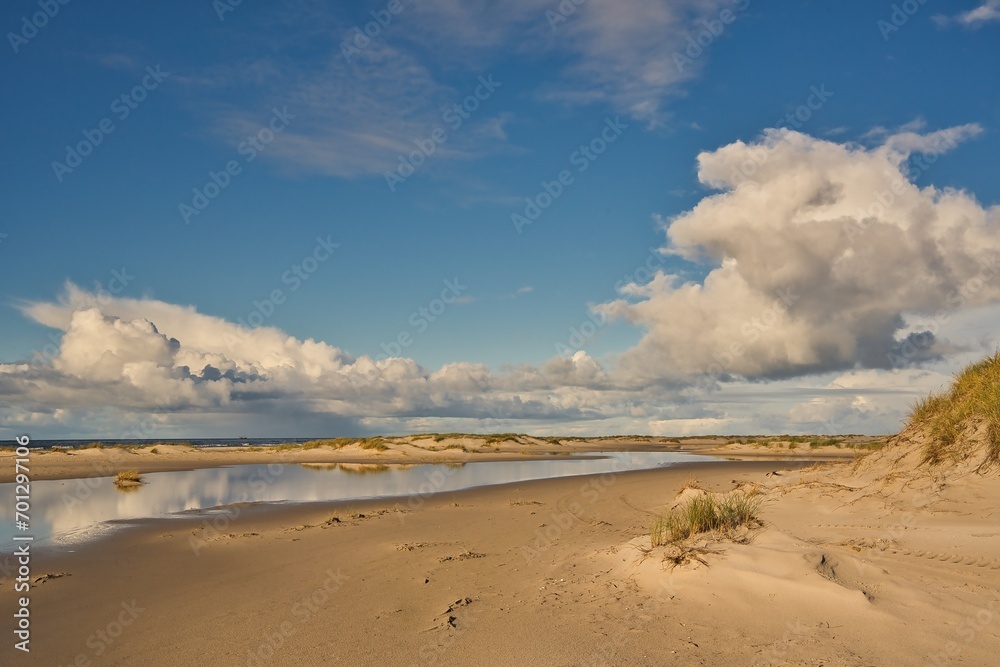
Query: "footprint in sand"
427 597 475 631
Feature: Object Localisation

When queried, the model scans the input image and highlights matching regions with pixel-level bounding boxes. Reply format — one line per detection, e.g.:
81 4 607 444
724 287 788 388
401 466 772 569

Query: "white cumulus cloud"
598 125 1000 383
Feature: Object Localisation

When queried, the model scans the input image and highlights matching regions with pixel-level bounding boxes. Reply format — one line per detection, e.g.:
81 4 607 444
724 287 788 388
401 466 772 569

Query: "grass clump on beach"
358 437 389 451
295 438 353 449
907 352 1000 467
113 470 144 488
650 492 765 547
428 432 468 442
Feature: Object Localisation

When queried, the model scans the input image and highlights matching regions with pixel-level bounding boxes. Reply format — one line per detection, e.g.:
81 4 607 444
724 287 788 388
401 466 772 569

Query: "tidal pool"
0 451 715 550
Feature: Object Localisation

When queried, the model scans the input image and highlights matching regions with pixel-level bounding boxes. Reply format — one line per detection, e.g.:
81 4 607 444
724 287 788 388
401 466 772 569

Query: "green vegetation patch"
908 352 1000 467
651 491 765 547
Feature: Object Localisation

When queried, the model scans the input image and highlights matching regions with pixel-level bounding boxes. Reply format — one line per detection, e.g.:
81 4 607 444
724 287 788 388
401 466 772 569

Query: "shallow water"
0 451 714 551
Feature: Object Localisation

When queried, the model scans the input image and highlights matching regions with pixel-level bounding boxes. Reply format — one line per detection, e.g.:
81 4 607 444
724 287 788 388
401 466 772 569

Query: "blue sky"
2 0 1000 439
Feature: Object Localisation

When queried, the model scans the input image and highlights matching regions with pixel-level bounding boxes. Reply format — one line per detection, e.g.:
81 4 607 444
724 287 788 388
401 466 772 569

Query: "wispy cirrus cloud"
407 0 740 125
178 0 745 178
188 43 511 179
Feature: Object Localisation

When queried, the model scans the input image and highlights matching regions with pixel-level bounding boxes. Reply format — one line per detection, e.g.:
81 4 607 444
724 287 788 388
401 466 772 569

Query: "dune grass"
651 492 765 547
358 437 389 451
296 438 356 449
113 470 144 487
63 441 195 452
418 432 526 443
269 437 389 451
908 352 1000 467
743 436 883 451
484 433 523 444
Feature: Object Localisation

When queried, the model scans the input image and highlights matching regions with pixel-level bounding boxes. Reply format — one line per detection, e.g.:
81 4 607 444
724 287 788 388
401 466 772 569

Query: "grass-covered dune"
908 352 1000 468
855 352 1000 477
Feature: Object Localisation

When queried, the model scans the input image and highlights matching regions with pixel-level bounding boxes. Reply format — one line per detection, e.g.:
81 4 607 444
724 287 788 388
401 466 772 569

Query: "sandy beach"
2 431 997 666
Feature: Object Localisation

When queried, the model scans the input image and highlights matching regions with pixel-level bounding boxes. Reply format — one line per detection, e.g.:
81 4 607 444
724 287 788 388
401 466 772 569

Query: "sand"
1 437 996 665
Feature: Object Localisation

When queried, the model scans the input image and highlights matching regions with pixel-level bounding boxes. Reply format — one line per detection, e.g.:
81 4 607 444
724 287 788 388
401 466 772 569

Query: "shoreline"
0 436 864 483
